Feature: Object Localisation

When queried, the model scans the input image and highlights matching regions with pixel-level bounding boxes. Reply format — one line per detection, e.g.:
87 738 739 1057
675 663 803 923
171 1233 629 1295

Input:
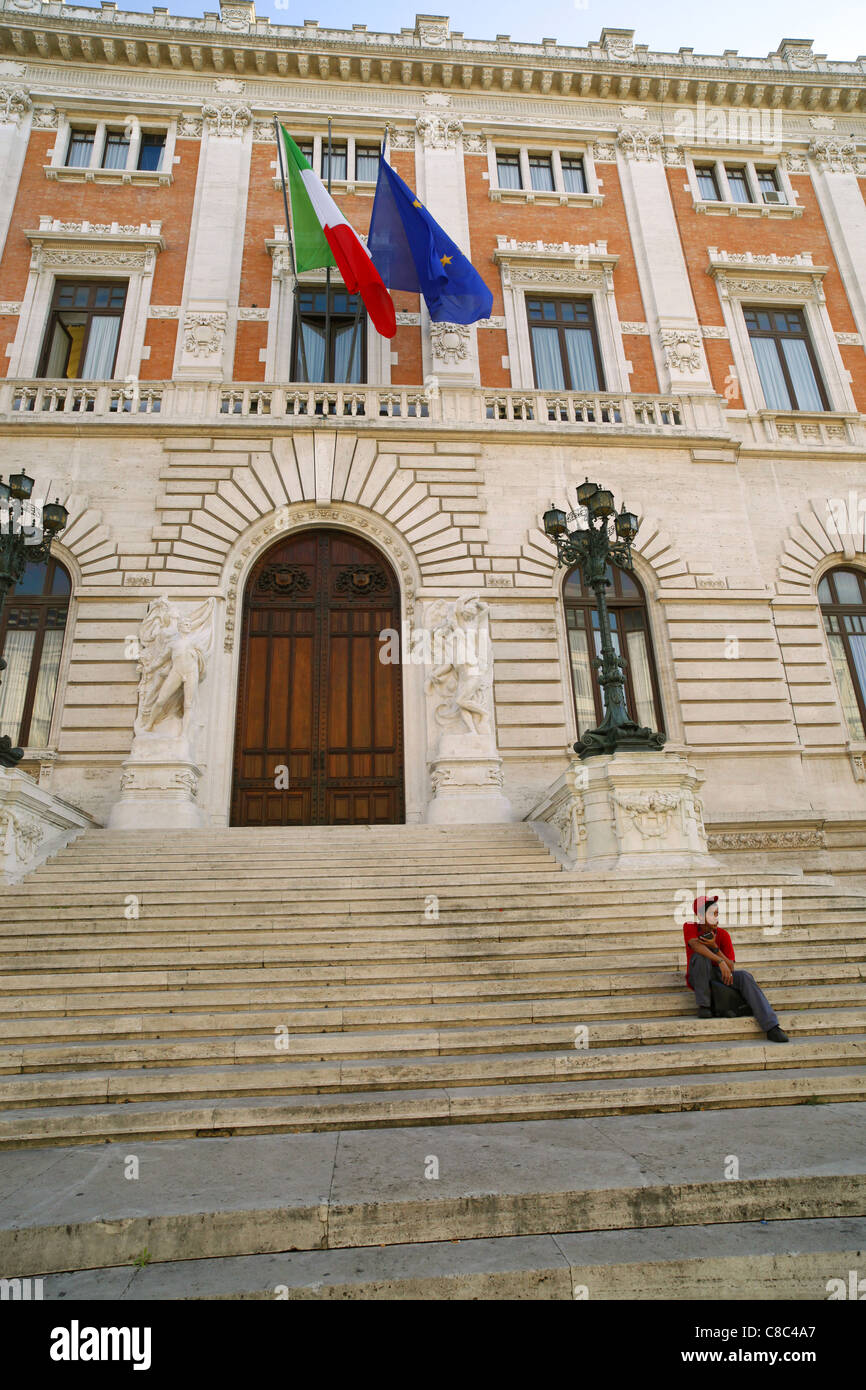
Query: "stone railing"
0 379 733 437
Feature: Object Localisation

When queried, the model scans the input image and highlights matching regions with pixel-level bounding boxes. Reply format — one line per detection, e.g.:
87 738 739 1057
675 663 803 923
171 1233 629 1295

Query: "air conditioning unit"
763 190 787 205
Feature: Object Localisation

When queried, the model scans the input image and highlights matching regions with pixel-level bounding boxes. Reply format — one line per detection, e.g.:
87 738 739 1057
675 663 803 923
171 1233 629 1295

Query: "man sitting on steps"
684 894 789 1044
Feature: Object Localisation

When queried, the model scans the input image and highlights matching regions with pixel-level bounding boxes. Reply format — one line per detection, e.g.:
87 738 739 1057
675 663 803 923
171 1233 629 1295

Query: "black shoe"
697 1007 713 1019
721 1011 738 1019
767 1026 789 1043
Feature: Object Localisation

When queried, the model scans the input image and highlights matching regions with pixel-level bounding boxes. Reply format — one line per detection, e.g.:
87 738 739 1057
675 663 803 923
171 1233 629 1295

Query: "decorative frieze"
148 305 180 319
201 101 252 138
809 140 865 174
707 829 825 850
0 302 21 315
237 306 268 321
0 84 30 124
619 321 649 335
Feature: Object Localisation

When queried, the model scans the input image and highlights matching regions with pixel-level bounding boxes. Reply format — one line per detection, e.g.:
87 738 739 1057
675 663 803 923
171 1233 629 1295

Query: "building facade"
0 4 865 877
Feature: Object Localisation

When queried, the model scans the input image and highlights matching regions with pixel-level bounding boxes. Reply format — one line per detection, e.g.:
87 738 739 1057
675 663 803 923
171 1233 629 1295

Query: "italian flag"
279 126 396 339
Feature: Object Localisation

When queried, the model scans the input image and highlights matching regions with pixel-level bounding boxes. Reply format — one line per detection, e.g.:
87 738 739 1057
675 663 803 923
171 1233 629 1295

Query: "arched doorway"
0 555 71 749
231 528 404 826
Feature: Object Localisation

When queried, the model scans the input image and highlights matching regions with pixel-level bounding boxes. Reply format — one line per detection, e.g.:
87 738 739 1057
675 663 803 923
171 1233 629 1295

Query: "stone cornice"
1 6 864 113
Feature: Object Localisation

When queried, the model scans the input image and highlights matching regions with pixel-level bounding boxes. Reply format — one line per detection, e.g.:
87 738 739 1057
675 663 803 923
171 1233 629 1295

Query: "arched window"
0 556 71 748
563 563 664 739
819 567 866 741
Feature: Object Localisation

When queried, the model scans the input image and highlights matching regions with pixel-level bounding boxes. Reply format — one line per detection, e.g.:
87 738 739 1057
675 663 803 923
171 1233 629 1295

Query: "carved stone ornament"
602 32 635 60
415 114 464 149
133 595 215 747
425 595 494 740
430 322 470 364
462 133 487 154
256 564 311 596
551 793 587 857
0 809 44 863
616 127 663 162
0 85 30 124
613 790 681 838
201 101 252 138
707 829 825 850
183 311 227 357
417 18 450 45
660 329 704 374
334 564 390 595
387 127 415 150
219 7 251 32
809 140 865 175
31 106 58 129
178 114 204 139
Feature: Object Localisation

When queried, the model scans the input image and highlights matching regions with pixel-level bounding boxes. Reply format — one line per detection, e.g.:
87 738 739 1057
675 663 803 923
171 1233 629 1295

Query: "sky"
93 0 866 62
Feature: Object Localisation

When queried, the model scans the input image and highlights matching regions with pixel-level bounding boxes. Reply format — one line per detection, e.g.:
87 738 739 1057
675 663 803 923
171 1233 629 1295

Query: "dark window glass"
137 133 165 172
292 288 366 384
526 297 604 391
355 145 379 181
744 304 828 411
38 280 128 380
819 567 866 740
322 142 347 183
496 152 521 190
725 166 752 203
695 165 720 200
0 557 70 748
66 129 94 168
560 156 587 194
563 564 664 740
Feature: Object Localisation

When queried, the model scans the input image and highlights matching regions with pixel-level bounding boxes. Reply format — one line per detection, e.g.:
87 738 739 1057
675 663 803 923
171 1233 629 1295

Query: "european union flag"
367 157 493 325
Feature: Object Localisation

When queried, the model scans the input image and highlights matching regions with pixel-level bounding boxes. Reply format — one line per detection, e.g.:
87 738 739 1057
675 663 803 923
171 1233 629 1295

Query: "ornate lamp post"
544 479 665 759
0 473 68 767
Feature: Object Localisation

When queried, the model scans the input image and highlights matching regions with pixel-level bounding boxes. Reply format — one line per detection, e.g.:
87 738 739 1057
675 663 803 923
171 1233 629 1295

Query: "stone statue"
133 595 215 744
425 594 493 738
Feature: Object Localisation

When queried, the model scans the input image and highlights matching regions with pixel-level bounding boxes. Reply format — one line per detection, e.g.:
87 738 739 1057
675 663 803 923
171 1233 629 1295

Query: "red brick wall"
0 130 200 379
463 154 659 392
668 168 866 409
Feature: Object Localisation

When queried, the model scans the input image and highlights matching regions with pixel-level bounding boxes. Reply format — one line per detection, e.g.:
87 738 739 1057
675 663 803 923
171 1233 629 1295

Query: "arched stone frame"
203 500 428 826
3 539 80 765
777 495 866 758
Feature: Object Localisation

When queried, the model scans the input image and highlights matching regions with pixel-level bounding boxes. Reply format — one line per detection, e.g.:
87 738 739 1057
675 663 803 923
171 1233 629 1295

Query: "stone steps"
2 1064 864 1147
35 1216 866 1300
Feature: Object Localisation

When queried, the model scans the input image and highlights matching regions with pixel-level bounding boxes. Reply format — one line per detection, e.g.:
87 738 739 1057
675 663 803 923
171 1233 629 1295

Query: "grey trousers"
688 954 779 1031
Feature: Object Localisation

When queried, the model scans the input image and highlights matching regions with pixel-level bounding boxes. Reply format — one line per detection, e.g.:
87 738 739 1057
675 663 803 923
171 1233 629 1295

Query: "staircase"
2 824 865 1148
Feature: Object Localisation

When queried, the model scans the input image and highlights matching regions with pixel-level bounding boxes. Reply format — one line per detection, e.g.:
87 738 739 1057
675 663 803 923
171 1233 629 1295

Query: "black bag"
711 979 752 1018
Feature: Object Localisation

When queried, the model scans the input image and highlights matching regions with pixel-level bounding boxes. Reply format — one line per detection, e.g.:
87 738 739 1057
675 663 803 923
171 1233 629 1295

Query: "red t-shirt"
683 923 735 989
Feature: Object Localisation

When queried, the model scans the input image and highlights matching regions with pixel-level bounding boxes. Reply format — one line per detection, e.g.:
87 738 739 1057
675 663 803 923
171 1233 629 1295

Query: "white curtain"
81 316 120 379
497 160 521 190
751 338 791 410
530 162 554 191
780 338 824 411
44 322 71 379
297 321 325 381
29 629 64 746
626 627 657 729
564 328 600 391
66 132 92 167
334 321 363 383
567 626 596 732
102 138 129 170
531 327 565 389
562 163 587 194
0 630 34 742
827 630 866 740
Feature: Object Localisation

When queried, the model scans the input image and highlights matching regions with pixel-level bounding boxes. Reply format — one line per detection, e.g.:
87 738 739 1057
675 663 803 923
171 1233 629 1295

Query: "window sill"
489 188 603 207
693 198 802 219
271 177 376 196
45 166 172 187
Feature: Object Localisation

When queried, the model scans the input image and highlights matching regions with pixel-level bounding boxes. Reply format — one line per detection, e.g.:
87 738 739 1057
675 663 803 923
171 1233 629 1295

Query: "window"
38 280 128 380
563 563 663 740
66 129 94 168
321 142 347 183
756 168 786 205
725 166 753 204
819 568 866 741
695 165 721 201
0 557 70 749
527 297 605 392
296 140 313 165
137 133 165 172
355 145 379 182
496 152 521 190
744 306 828 412
528 154 554 192
292 288 366 383
102 130 130 170
560 156 587 194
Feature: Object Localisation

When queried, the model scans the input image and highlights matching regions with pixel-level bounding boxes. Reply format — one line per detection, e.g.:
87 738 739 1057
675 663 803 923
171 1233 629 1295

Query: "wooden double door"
231 529 404 826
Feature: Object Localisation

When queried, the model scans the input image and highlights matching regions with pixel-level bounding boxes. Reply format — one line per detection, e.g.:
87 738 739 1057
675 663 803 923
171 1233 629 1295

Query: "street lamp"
544 479 665 759
0 476 68 767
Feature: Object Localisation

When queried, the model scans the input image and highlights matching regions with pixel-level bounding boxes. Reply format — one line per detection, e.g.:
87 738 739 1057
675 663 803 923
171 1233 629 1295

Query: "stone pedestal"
107 755 204 829
529 750 719 874
427 734 512 824
0 767 94 883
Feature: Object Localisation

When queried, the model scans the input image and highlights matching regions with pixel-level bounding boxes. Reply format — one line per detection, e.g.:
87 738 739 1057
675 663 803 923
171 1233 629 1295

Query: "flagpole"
344 129 388 387
324 119 334 385
273 115 310 383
